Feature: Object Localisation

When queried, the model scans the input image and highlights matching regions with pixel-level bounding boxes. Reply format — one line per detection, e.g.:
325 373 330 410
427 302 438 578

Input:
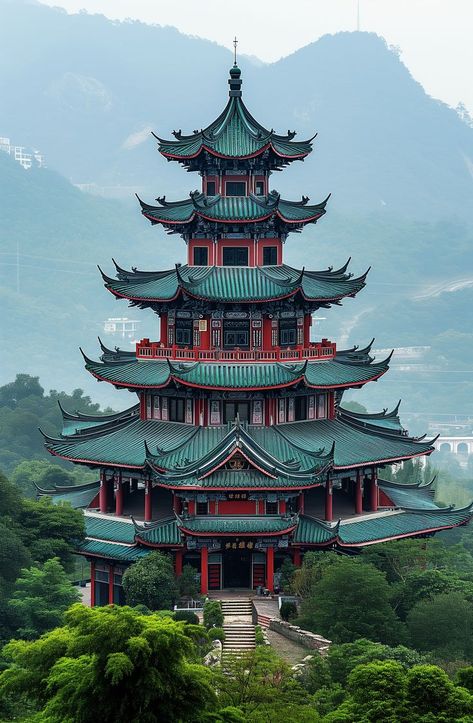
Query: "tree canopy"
122 551 178 611
0 604 216 723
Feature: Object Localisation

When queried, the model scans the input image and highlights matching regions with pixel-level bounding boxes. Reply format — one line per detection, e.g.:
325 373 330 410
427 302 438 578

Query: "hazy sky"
39 0 473 112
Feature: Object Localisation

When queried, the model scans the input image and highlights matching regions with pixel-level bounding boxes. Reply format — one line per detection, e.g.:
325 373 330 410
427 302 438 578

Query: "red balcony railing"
136 339 336 362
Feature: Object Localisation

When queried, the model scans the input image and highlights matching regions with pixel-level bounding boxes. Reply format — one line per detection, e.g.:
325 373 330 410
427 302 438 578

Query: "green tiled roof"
156 75 313 164
378 479 439 510
37 480 100 508
294 516 336 544
79 539 149 561
138 191 327 229
85 514 136 543
45 405 435 473
338 508 473 546
82 352 389 392
271 414 433 469
178 515 298 535
136 518 181 545
102 261 367 305
294 507 473 547
155 469 317 489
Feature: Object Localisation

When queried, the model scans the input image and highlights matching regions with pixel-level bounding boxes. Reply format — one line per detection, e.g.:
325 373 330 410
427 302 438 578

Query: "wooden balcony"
135 339 336 362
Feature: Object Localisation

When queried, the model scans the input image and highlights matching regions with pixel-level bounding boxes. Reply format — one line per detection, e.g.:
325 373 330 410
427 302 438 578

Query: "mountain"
0 1 472 422
0 151 174 407
0 1 472 220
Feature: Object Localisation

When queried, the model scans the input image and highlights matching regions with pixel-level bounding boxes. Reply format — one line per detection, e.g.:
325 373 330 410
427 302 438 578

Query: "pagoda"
41 62 473 606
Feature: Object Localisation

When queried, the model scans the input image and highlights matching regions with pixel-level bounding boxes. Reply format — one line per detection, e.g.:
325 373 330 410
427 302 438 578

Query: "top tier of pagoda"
138 65 329 266
155 65 315 172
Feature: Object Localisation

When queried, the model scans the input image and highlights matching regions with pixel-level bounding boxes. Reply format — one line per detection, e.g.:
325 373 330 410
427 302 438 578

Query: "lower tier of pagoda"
38 484 473 601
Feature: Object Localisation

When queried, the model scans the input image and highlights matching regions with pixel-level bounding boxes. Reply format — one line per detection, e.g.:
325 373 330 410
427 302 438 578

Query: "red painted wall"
218 500 257 515
256 239 283 266
188 239 214 266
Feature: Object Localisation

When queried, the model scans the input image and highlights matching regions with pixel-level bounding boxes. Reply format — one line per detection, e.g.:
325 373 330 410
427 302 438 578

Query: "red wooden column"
299 493 305 514
355 469 363 514
90 561 96 607
370 468 378 512
266 547 274 592
325 478 333 522
99 471 108 513
108 564 114 604
115 474 124 516
279 499 287 514
175 550 183 576
144 480 153 522
293 548 302 567
200 546 208 595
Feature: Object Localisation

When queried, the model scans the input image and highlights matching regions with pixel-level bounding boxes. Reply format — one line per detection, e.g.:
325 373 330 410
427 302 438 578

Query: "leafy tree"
326 638 430 686
346 660 408 721
292 550 338 597
0 604 217 722
297 556 406 645
407 664 473 719
456 666 473 692
0 375 113 473
297 652 332 694
178 563 200 598
407 591 473 660
215 647 307 715
203 600 224 629
395 567 473 619
122 551 178 610
10 459 94 498
0 374 44 408
174 610 199 625
8 557 80 639
278 557 296 592
16 497 85 572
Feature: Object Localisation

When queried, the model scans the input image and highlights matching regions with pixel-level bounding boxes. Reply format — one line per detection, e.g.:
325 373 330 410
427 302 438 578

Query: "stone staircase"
220 599 256 655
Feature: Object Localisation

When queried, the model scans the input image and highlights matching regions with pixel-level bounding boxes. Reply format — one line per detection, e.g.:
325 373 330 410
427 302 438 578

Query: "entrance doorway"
223 547 251 588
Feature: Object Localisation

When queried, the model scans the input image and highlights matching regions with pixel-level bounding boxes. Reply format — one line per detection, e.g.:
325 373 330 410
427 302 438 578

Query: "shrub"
255 625 266 645
209 627 225 642
279 558 297 592
280 601 297 621
178 564 200 598
174 610 199 625
203 600 224 629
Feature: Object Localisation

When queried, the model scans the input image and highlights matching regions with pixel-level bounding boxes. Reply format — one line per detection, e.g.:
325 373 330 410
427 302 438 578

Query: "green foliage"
215 646 306 714
0 375 112 474
456 666 473 692
0 471 84 643
407 591 473 660
326 660 473 721
326 638 430 686
297 652 332 694
8 557 80 640
173 610 199 625
10 459 95 499
254 625 265 646
208 627 225 642
280 601 297 622
278 557 296 592
297 556 406 645
178 563 200 598
122 551 178 611
0 604 217 722
203 600 224 629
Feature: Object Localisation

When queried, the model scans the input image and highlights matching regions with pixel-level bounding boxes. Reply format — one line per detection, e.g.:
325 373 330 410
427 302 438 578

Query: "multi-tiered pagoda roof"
44 62 472 602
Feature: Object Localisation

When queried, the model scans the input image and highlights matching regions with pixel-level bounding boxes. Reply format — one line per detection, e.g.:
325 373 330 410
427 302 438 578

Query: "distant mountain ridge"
0 1 472 219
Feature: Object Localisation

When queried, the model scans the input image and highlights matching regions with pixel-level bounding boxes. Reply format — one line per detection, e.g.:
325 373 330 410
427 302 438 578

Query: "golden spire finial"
233 36 238 66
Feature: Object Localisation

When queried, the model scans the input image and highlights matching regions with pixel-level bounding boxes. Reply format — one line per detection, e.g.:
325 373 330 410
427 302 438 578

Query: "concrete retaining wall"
268 619 331 654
